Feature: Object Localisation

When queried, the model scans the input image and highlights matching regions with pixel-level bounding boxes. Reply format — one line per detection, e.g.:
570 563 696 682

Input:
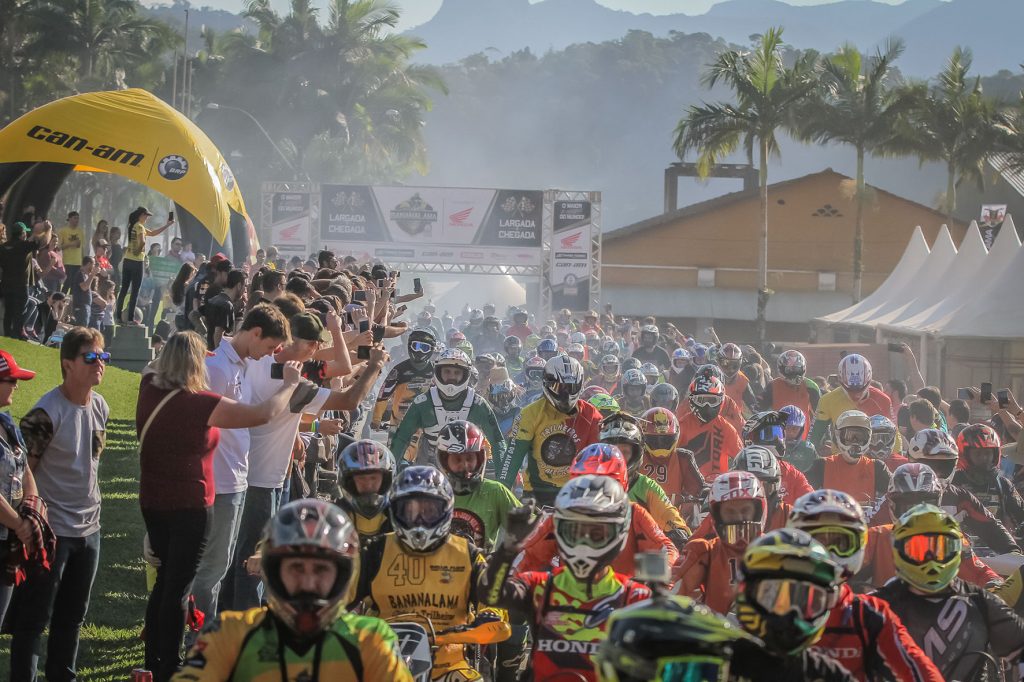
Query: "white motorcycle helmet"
433 348 473 399
553 474 631 581
832 410 871 464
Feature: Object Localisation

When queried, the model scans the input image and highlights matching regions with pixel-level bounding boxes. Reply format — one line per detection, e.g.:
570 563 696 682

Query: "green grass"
0 339 147 680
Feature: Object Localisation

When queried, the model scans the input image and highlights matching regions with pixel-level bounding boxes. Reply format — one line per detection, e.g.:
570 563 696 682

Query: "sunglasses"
81 352 111 364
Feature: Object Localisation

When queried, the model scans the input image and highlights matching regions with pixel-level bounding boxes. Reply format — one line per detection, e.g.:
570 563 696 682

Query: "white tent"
882 216 1021 336
816 226 931 326
928 216 1024 339
879 221 988 331
851 225 957 328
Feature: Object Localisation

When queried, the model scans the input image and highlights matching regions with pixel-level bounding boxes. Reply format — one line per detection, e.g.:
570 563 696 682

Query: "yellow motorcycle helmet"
891 503 962 594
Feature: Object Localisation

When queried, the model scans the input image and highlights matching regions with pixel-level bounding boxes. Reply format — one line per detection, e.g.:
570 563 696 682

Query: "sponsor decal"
157 154 189 180
390 193 438 236
535 639 601 654
26 124 145 166
448 207 473 226
220 161 235 191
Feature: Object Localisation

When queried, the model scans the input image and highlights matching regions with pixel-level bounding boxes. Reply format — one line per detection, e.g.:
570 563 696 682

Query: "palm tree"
897 47 1000 225
24 0 176 90
798 39 912 302
673 28 819 342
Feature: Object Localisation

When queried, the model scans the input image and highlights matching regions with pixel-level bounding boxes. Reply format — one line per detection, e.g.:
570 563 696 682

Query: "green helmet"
892 503 962 594
596 595 749 682
588 392 620 417
736 528 842 655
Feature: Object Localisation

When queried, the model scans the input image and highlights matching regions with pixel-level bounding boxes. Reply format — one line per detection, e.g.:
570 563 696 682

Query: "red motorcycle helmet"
570 443 629 491
956 423 1002 472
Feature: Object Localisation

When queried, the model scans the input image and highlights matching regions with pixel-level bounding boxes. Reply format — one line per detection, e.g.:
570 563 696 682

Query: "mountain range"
406 0 1023 76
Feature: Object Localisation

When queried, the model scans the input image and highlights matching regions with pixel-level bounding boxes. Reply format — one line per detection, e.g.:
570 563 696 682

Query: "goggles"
547 382 582 399
753 578 832 621
82 351 111 364
753 425 784 445
838 427 870 447
393 495 448 526
719 522 761 547
690 394 723 409
869 432 896 451
654 656 729 682
602 363 619 374
806 525 863 558
896 533 961 565
525 368 545 381
556 519 619 549
672 358 691 369
720 359 741 373
409 340 434 354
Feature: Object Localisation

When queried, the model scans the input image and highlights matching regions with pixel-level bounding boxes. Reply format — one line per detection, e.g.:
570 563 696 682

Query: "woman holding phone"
115 206 172 326
136 331 302 681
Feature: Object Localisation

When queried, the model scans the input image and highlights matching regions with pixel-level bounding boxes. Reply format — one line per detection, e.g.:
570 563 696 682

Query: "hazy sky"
156 0 934 29
392 0 921 30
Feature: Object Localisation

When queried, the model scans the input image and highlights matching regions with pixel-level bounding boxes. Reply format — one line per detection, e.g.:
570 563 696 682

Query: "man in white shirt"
192 305 290 623
221 312 388 611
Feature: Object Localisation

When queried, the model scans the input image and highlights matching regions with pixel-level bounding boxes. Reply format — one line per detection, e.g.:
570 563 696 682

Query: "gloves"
503 499 540 552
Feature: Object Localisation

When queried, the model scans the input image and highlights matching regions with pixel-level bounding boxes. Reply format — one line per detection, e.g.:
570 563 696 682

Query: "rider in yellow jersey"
173 500 411 682
351 466 510 681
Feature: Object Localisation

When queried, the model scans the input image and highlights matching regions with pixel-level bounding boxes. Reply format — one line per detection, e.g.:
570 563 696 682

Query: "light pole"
206 102 309 182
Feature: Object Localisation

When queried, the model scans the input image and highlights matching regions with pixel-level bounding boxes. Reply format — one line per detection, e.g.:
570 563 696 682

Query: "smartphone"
357 346 370 360
359 320 370 334
168 210 175 221
270 362 284 380
413 278 422 294
353 290 366 303
980 382 993 403
998 389 1010 408
376 279 386 288
957 388 972 400
887 342 903 353
372 324 385 343
635 551 671 584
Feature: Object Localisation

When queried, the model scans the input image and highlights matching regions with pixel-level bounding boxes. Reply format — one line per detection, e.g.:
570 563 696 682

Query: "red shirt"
137 374 223 510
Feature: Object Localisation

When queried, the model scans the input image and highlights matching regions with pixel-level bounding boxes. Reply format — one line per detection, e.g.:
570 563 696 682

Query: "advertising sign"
320 185 544 265
268 191 311 256
147 255 181 285
550 200 592 310
980 203 1007 249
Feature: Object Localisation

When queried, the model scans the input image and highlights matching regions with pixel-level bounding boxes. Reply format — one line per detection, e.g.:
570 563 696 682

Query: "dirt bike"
386 612 510 682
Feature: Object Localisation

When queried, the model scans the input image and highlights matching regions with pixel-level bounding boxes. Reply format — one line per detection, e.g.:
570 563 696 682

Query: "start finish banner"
320 185 544 265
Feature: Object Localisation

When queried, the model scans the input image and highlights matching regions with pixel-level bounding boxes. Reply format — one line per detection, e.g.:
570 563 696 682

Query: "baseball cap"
0 350 36 381
291 312 330 342
137 206 154 216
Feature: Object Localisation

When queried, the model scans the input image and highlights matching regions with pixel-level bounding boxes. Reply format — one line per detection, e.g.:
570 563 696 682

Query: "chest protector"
423 387 475 448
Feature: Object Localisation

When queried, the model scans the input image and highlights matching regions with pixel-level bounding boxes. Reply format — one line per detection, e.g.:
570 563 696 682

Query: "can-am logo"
26 125 145 166
158 154 189 180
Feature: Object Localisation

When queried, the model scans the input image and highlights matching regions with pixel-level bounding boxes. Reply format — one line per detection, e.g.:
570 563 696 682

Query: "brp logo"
220 162 236 191
157 154 189 180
